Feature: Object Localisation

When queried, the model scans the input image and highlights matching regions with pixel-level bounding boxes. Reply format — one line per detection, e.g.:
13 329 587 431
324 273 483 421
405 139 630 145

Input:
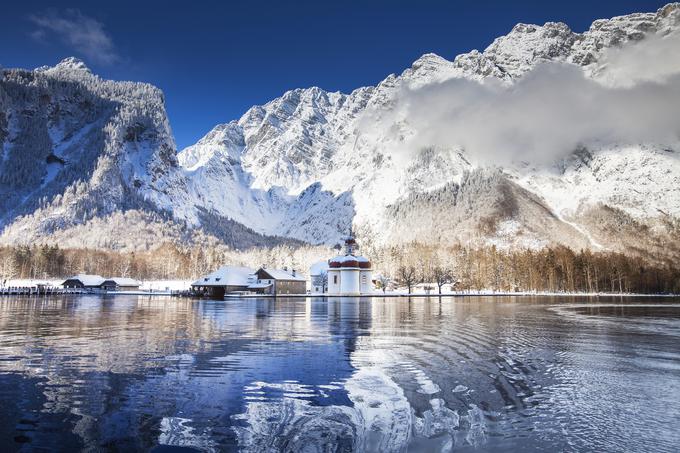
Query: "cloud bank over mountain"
367 31 680 165
597 29 680 87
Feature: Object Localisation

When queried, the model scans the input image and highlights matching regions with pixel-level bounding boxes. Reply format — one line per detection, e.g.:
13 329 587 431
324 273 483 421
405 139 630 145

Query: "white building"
327 233 373 296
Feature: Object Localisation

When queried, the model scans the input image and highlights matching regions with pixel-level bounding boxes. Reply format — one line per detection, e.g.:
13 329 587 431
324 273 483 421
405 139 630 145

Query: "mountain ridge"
1 3 679 257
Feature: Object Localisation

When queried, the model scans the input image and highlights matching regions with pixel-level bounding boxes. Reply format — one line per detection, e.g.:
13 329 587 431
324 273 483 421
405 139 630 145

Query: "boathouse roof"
101 278 141 287
191 266 255 287
256 268 306 282
62 274 105 287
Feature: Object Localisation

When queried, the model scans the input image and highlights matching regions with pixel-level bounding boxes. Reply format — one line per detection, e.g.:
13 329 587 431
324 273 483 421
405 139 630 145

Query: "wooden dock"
0 286 191 297
0 286 86 296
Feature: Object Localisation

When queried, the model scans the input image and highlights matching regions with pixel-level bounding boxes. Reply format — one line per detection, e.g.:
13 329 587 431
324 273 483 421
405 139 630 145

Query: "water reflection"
0 295 679 452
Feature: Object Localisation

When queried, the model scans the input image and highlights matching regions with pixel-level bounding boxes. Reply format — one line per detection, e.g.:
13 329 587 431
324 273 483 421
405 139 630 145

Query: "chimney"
292 268 296 276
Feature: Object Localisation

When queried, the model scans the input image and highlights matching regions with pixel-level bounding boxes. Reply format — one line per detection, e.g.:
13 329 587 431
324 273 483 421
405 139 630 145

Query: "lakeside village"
0 234 416 298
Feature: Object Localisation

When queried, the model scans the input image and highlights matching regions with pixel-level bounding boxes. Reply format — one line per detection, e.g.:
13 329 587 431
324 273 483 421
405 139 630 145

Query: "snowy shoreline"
1 279 192 291
1 279 676 298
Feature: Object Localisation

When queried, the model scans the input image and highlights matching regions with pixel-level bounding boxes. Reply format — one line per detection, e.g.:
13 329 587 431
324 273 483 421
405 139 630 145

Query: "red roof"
329 255 371 269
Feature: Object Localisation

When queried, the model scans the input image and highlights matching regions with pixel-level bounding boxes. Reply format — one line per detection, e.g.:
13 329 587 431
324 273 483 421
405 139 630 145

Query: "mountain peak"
658 2 680 20
54 57 91 72
411 53 449 70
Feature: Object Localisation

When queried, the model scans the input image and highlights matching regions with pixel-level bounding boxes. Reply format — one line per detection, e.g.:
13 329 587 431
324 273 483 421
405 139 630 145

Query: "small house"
250 267 306 295
100 278 141 291
62 274 105 289
190 266 256 298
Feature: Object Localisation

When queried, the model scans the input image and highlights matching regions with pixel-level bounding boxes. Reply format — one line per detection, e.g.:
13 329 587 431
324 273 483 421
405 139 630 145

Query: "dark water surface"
0 295 678 452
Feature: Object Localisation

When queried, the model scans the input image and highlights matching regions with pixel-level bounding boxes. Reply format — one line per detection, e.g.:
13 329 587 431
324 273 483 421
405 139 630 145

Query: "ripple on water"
0 295 679 452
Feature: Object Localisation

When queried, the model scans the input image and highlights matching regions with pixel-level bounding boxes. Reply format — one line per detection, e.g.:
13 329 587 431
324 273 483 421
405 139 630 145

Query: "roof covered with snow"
257 268 306 281
330 254 370 263
62 274 105 286
328 254 371 269
102 278 141 287
191 266 255 287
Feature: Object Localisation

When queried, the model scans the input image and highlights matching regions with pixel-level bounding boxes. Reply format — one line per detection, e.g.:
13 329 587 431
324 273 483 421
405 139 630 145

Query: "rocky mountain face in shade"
0 57 297 250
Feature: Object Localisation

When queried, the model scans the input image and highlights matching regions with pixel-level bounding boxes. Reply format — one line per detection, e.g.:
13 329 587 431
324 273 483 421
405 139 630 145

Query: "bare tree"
312 270 328 293
396 264 419 294
431 265 454 295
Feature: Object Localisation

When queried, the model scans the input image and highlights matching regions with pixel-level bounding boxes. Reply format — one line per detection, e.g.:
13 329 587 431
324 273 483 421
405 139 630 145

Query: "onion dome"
357 255 372 269
342 258 360 268
329 254 371 269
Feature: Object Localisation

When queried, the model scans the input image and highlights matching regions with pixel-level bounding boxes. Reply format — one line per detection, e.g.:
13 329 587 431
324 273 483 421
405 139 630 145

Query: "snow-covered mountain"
172 3 680 253
0 57 296 250
2 3 679 256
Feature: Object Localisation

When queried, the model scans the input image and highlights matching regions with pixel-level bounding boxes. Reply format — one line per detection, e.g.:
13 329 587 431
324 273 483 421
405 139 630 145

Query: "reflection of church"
327 233 373 296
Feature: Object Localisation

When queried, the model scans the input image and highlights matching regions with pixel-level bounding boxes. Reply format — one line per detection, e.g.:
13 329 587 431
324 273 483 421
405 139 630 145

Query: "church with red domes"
327 232 373 296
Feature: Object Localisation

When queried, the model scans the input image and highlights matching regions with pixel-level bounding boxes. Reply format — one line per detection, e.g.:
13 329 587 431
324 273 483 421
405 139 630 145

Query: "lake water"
0 295 678 452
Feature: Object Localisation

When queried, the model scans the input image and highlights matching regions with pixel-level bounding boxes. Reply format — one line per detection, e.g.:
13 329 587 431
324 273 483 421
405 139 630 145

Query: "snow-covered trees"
311 270 328 293
0 59 186 245
375 275 391 293
1 251 17 284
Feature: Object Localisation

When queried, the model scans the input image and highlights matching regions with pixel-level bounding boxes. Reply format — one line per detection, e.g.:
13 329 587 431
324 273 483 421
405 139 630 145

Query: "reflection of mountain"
2 296 678 451
0 296 515 450
0 297 372 450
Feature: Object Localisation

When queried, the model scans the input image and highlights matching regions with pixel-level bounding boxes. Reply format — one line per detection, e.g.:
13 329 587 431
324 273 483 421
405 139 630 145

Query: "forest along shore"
1 242 679 295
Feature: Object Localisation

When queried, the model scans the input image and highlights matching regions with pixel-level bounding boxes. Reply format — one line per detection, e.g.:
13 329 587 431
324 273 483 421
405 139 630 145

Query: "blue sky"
0 0 668 149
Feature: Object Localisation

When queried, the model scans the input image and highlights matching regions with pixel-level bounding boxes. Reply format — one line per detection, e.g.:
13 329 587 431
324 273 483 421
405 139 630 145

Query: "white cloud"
595 31 680 88
362 32 680 166
29 9 119 66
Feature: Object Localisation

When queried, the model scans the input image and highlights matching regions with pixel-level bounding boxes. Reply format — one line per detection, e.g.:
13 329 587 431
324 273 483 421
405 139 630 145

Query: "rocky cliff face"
0 58 296 250
1 4 679 255
0 57 182 227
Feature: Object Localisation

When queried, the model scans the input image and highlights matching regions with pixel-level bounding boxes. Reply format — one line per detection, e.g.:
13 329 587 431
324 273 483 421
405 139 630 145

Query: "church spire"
344 226 356 255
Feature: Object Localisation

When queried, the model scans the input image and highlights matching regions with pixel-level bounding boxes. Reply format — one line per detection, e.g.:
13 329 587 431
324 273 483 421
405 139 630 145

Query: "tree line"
379 243 680 294
1 242 678 294
0 242 328 283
